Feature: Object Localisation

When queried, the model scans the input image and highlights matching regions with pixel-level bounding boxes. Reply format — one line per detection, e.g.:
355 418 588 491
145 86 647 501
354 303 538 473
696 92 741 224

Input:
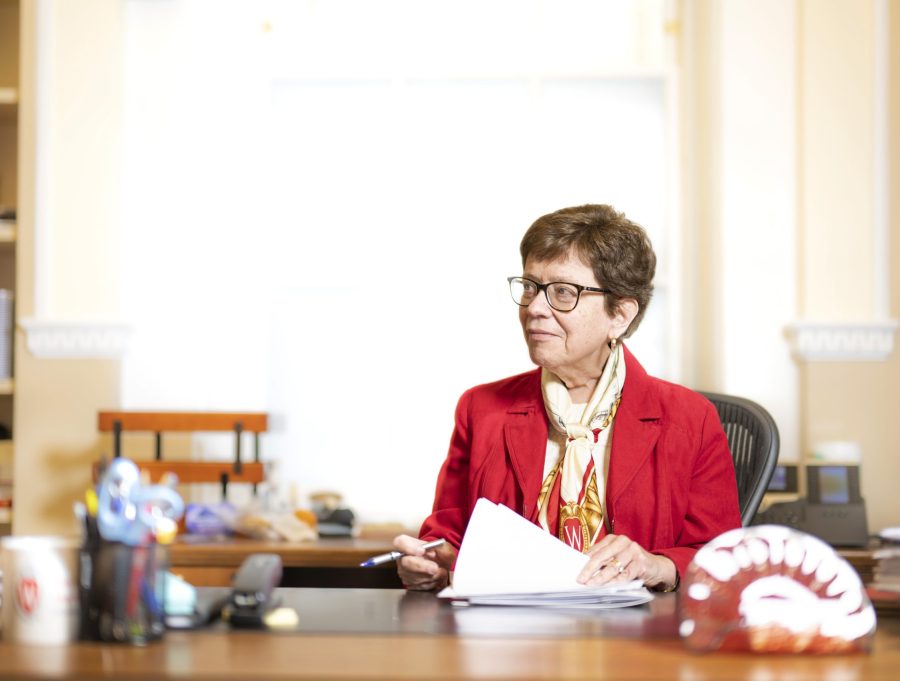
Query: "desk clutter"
1 427 884 655
0 495 887 657
0 455 303 646
753 461 869 548
0 458 184 646
165 553 298 630
181 491 355 542
80 457 184 644
95 411 358 542
873 527 900 588
867 528 900 614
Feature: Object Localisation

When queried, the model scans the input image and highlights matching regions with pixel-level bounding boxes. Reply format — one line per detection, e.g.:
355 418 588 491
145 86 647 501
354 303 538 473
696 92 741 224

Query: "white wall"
119 0 677 527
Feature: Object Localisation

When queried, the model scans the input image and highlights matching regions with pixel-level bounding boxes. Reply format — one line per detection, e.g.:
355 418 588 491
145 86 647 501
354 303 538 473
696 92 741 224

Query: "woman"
394 204 741 592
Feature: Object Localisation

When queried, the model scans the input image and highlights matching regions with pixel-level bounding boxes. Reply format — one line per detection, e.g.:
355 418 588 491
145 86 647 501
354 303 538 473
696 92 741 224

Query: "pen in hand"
359 539 446 567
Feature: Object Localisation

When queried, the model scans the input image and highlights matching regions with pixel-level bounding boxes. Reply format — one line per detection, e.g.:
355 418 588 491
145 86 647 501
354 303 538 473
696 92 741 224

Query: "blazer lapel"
606 347 662 512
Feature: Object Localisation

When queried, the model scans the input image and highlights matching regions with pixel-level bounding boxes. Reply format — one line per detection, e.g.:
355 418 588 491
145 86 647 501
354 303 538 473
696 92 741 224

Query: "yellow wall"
12 0 124 535
680 0 722 390
12 357 119 534
797 0 899 532
683 0 898 531
799 0 876 321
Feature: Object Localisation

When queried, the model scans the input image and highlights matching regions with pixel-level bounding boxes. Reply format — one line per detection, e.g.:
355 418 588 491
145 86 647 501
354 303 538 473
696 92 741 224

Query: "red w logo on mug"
16 577 40 616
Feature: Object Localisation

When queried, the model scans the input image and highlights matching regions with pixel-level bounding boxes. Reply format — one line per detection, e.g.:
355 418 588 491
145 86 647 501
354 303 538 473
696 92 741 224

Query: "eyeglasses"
507 276 610 312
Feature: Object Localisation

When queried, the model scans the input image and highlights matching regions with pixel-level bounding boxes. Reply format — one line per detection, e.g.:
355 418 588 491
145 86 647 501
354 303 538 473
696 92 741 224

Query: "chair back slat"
96 410 268 493
98 412 267 433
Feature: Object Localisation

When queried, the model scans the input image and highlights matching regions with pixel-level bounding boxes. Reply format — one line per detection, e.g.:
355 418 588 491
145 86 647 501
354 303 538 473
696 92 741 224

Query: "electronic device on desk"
310 491 355 538
166 553 284 630
222 553 283 628
757 463 801 512
753 462 869 547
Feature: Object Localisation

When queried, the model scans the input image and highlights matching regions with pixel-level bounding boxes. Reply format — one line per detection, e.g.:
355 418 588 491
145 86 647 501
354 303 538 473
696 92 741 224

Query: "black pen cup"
79 535 169 644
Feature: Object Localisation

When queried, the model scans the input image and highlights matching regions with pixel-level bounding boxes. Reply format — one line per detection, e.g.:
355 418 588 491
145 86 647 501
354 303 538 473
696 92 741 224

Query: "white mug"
0 536 79 645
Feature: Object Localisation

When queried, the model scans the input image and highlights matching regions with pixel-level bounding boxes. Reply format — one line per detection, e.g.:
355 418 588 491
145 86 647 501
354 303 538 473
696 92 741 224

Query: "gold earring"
610 337 617 351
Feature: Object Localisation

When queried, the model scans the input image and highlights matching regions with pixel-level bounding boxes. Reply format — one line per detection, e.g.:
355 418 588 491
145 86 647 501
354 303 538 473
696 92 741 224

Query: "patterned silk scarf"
536 342 626 552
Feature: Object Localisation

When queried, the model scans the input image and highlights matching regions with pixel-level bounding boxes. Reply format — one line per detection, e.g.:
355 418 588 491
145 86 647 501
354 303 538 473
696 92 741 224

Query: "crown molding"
786 320 898 362
19 319 131 359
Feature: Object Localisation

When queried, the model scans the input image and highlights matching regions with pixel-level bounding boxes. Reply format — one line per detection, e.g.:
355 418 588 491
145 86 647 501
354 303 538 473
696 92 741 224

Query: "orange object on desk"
294 509 318 527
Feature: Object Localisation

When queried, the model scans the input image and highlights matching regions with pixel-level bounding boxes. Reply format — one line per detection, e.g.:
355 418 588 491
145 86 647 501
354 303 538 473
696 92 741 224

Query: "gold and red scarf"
536 342 625 552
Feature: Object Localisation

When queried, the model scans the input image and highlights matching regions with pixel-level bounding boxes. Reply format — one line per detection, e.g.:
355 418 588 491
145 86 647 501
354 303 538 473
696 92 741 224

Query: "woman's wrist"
646 554 678 591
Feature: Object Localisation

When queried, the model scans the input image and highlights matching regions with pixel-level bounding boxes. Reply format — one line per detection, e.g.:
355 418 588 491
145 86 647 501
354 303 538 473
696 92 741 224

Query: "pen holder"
80 538 169 644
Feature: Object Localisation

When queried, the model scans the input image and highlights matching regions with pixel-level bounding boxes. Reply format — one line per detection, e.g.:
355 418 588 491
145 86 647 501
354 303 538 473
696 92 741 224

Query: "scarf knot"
567 426 601 444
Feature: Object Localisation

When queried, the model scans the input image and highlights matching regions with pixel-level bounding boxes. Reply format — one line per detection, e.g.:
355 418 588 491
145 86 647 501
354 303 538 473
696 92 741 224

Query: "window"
122 0 677 525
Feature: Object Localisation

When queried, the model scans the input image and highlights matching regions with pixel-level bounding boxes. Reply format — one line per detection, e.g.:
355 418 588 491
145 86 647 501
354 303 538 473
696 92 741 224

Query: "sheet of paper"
439 498 652 607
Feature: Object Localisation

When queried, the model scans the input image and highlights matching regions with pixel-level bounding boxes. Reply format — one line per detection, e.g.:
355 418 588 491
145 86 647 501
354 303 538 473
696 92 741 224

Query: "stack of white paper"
438 499 653 608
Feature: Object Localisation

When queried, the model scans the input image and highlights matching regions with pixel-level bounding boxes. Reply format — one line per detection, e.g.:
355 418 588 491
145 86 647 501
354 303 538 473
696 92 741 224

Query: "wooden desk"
170 537 403 588
0 589 898 680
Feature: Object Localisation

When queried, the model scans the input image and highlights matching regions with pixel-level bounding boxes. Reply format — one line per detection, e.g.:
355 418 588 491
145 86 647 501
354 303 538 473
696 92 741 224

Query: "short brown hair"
519 204 656 338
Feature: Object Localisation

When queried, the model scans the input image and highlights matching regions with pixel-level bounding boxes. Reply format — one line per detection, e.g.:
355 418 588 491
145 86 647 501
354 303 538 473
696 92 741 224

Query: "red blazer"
419 345 741 580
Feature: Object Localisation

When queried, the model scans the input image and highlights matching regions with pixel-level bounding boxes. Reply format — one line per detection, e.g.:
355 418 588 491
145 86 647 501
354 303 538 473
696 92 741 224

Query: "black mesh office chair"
700 392 780 527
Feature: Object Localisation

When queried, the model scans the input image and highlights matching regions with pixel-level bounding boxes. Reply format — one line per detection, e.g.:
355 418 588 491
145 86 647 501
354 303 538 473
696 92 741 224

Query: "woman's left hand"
577 533 677 590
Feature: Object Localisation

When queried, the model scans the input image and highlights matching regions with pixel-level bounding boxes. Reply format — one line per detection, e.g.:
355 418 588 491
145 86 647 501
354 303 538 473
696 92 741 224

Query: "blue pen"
359 539 446 567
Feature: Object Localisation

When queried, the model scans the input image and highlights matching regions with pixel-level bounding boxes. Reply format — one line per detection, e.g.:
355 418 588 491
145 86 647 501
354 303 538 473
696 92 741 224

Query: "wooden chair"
97 411 268 494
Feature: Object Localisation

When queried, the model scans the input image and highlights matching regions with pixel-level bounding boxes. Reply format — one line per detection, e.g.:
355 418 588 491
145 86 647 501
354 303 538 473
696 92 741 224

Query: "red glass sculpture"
680 525 876 653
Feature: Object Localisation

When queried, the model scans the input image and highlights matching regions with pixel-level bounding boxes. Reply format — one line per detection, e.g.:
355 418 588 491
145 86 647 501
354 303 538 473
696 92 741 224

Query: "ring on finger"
610 557 625 574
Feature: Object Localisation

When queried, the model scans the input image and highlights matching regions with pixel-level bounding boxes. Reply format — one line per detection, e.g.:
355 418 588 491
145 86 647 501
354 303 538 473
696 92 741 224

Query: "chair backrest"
97 411 268 492
699 392 780 527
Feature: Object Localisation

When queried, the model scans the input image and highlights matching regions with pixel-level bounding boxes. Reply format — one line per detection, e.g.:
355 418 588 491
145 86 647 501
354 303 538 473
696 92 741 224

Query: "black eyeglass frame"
507 276 611 312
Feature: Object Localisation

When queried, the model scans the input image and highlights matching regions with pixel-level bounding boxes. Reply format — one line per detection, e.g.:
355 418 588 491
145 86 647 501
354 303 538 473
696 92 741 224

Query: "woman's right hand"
394 534 456 591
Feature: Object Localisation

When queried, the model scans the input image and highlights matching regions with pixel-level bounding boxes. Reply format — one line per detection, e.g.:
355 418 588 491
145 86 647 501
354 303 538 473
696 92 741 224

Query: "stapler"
222 553 283 628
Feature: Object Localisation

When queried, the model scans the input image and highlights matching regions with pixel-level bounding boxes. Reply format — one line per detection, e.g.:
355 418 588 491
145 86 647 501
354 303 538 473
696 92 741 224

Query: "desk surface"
1 589 898 680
